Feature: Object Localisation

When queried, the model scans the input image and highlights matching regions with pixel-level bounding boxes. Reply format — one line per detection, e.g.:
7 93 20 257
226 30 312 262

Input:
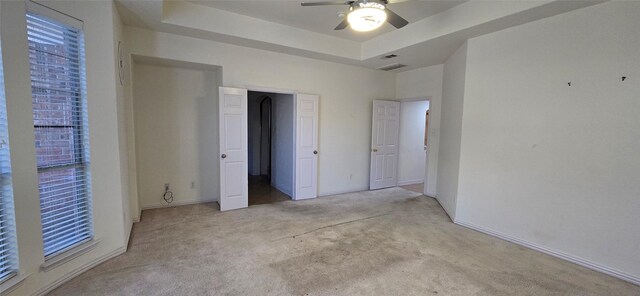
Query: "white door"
294 94 319 200
370 100 400 190
219 87 248 211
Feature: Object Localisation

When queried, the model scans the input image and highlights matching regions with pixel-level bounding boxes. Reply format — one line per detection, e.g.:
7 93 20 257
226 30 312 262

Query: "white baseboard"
433 197 454 222
319 185 423 198
125 221 133 250
141 198 218 210
397 180 424 186
294 195 316 201
34 246 127 296
454 219 640 286
271 182 293 198
131 209 141 223
319 187 369 197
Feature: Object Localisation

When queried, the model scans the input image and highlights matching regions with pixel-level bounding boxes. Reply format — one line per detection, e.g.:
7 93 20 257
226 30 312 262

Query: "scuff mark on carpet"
271 211 393 242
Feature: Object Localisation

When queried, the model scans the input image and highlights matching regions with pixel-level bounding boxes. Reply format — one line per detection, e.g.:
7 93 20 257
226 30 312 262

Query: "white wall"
396 65 443 196
121 21 140 224
132 64 219 209
1 1 128 295
271 93 294 196
128 27 397 197
437 42 467 220
397 100 429 186
455 1 640 283
112 2 133 246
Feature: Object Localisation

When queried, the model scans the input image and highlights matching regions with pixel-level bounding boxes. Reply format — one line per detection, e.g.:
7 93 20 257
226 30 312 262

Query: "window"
27 12 93 258
0 38 18 283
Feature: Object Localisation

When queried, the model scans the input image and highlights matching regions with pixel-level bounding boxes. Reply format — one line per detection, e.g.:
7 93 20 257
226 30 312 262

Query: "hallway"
248 175 290 206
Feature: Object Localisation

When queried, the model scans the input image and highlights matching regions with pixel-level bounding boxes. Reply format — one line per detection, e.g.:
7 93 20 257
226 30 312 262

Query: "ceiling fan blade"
334 19 349 30
301 1 348 6
385 8 409 29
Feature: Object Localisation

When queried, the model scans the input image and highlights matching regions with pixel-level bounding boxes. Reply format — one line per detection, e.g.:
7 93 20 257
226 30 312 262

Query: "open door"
423 109 430 193
294 94 319 200
219 87 248 211
369 100 400 190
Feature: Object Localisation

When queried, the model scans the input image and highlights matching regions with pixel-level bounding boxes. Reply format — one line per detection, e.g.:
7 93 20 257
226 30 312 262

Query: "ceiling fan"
301 0 409 32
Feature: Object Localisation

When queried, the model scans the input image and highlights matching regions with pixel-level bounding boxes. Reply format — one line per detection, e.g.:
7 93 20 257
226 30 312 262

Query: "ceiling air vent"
377 63 406 71
381 54 398 60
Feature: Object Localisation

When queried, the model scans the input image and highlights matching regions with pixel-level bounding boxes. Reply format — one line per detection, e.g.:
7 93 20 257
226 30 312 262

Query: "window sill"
40 239 100 272
0 272 31 295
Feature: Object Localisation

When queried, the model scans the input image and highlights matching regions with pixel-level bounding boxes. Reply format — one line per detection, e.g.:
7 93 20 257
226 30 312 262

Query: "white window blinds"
27 12 93 258
0 39 18 283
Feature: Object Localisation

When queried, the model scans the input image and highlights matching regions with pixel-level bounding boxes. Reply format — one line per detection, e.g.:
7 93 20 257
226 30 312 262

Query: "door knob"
372 148 378 152
313 150 318 155
221 154 227 159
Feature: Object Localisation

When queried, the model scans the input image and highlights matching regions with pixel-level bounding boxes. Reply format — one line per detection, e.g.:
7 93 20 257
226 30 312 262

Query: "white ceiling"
117 0 604 72
189 0 467 42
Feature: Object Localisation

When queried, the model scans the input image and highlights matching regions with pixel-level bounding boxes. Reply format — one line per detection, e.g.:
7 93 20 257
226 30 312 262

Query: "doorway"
218 87 319 211
398 99 430 193
368 99 430 194
248 91 295 205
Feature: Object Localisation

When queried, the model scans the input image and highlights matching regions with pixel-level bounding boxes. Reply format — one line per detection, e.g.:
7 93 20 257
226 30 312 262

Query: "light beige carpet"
400 183 424 194
50 188 639 295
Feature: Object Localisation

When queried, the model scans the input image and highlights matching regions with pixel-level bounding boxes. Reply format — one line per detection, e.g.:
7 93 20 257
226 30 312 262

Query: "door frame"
246 86 313 201
397 97 431 194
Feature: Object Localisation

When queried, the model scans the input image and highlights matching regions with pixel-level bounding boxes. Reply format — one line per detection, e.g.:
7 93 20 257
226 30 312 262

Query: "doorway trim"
397 96 431 195
246 85 311 201
246 85 297 95
248 87 296 201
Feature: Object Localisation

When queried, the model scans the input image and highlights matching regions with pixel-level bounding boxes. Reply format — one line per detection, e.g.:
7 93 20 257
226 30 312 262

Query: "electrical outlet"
164 183 170 191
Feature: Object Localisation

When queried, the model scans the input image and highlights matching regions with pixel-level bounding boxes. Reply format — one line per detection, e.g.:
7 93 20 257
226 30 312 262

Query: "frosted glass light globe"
347 7 387 32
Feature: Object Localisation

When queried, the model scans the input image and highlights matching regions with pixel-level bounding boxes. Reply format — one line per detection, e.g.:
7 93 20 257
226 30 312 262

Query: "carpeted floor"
400 183 424 194
49 188 639 295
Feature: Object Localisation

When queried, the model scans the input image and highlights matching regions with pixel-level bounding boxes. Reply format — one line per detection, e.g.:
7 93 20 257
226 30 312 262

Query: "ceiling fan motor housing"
353 0 386 9
301 0 408 31
348 0 388 31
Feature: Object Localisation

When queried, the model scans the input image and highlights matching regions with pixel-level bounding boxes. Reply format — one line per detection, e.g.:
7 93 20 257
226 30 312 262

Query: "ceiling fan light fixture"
347 6 387 32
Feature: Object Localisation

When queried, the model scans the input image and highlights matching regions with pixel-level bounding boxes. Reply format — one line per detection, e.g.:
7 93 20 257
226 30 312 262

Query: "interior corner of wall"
436 195 456 222
161 0 176 20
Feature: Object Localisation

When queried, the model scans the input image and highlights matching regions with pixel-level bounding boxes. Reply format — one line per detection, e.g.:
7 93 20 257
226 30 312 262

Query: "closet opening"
247 91 295 206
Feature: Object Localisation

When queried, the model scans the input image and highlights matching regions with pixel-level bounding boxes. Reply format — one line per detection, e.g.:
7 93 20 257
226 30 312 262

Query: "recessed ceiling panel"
189 0 467 41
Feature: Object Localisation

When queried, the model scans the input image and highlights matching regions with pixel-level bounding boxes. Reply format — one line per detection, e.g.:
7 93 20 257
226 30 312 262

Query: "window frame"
26 4 94 261
0 36 18 285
